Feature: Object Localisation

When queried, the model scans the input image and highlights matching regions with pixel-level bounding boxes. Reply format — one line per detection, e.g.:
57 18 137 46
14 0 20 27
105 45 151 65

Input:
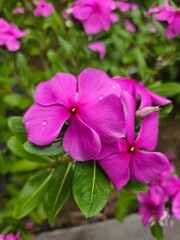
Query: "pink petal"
172 191 180 220
146 88 171 106
166 16 180 39
78 68 121 104
72 5 92 20
34 73 77 107
83 13 103 34
5 39 21 51
88 41 106 59
63 115 101 161
121 91 135 145
98 152 130 190
97 141 120 160
139 205 153 226
125 20 136 32
135 112 158 151
23 104 70 146
130 150 169 184
78 94 125 143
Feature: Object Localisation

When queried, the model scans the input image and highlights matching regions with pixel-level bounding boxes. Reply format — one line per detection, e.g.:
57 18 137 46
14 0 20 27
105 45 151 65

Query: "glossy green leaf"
10 160 44 173
8 116 27 142
125 179 148 194
14 170 53 219
7 136 50 163
24 139 65 157
44 163 74 224
150 222 163 240
73 161 110 218
148 82 180 97
115 189 137 222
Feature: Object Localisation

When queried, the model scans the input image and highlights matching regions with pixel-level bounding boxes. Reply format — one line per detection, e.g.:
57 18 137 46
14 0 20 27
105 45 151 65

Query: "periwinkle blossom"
125 19 136 32
23 68 125 161
71 0 119 34
88 41 106 59
0 233 22 240
97 93 169 190
138 186 166 226
116 1 138 13
33 0 54 17
112 77 171 108
0 18 28 51
146 5 180 39
12 7 25 15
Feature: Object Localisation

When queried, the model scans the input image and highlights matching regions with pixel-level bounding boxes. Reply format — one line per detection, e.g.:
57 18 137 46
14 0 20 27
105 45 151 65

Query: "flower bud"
136 106 160 118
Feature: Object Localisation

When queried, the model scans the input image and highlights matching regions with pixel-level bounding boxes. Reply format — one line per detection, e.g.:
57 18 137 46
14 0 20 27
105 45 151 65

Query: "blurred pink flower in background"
146 4 180 39
88 41 106 59
166 149 176 160
0 233 22 240
71 0 118 34
116 1 138 12
33 0 54 17
138 186 166 226
26 220 34 229
0 18 29 51
125 19 136 32
12 7 25 15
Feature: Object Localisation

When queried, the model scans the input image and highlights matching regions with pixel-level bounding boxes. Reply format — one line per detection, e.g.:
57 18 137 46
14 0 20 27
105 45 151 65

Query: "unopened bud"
136 106 160 118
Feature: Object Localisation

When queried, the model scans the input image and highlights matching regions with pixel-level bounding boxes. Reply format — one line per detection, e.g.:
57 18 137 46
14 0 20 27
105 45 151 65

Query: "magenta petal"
63 115 101 161
72 5 92 20
135 112 158 151
34 73 77 107
5 39 20 51
79 94 125 143
130 150 169 183
78 68 121 104
99 152 130 190
172 191 180 220
23 104 70 146
146 88 171 106
139 205 152 226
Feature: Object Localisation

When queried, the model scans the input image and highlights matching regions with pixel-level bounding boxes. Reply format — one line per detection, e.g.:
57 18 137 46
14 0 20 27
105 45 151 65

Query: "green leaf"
73 161 110 218
150 222 164 240
7 136 50 163
8 116 27 142
10 160 43 173
159 103 173 120
3 94 32 110
115 189 137 222
24 139 65 157
125 179 148 194
44 163 74 224
148 82 180 97
58 36 75 56
14 170 53 219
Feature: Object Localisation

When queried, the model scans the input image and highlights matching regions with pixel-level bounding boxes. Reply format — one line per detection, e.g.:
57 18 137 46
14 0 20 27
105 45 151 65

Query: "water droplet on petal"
99 95 104 100
42 120 48 126
25 121 29 125
112 83 119 89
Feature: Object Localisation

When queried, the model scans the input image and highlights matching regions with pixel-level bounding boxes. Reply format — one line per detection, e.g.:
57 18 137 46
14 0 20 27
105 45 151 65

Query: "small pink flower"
33 0 54 17
116 1 138 12
0 18 29 51
26 220 34 229
12 7 25 15
138 186 166 226
23 68 125 161
97 93 169 190
88 41 106 59
125 19 136 32
72 0 118 34
0 235 5 240
5 233 22 240
166 149 176 160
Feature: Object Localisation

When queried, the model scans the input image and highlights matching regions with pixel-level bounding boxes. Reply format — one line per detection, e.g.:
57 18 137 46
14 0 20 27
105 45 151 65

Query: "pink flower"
3 233 22 240
23 68 125 161
33 0 54 17
172 190 180 220
113 77 171 108
88 41 106 59
146 5 180 39
12 7 25 14
26 220 34 229
138 186 166 226
116 1 138 12
97 93 169 189
72 0 118 34
125 19 136 32
0 235 5 240
166 149 176 160
0 18 29 51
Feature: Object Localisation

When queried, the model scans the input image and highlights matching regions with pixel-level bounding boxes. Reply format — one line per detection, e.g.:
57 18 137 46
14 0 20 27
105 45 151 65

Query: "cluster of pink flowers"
146 4 180 39
116 0 138 13
23 68 171 189
0 18 28 51
0 233 21 240
138 163 180 226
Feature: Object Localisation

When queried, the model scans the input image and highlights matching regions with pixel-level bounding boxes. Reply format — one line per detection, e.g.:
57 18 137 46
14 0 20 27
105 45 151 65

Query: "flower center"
70 106 77 114
129 146 135 152
93 4 100 12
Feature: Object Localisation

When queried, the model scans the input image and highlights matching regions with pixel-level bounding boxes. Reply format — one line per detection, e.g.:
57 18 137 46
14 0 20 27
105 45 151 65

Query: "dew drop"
112 83 119 89
42 120 48 126
25 121 29 125
99 95 104 100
